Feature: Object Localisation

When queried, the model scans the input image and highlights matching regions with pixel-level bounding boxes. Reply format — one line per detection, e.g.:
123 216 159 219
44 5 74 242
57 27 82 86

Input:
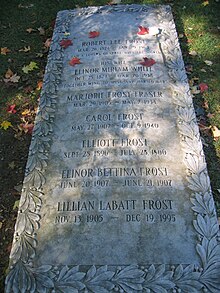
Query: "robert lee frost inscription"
6 5 220 293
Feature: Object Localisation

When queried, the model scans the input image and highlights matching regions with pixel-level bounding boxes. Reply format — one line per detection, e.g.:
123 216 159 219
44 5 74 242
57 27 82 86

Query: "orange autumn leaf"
69 57 81 66
89 31 100 38
140 57 156 67
137 26 149 35
37 80 43 90
59 39 73 49
1 47 11 55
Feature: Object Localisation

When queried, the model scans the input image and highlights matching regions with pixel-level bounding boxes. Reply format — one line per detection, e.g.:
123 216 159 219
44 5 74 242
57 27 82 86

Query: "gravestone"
5 4 220 293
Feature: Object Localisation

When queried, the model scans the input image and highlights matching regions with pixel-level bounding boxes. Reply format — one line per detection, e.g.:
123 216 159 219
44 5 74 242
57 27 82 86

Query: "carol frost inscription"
5 4 220 293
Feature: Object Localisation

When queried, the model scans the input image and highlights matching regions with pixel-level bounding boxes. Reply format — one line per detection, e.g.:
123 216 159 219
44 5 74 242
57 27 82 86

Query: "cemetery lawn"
0 0 219 290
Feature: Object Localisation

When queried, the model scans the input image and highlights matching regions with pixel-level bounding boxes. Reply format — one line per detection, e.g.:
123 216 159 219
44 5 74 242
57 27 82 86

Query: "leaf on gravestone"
199 83 208 93
137 26 149 36
38 27 45 35
22 61 38 74
7 104 17 114
89 31 100 38
13 200 20 210
140 57 156 67
211 126 220 141
204 60 213 66
59 39 73 49
1 47 11 55
69 57 81 66
19 46 31 52
1 121 12 130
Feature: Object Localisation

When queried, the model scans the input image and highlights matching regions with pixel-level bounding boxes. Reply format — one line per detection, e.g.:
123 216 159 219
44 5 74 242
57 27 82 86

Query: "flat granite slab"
5 4 220 293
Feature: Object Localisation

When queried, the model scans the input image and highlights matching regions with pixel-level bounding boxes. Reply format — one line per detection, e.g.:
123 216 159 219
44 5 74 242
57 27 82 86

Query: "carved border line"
5 5 220 293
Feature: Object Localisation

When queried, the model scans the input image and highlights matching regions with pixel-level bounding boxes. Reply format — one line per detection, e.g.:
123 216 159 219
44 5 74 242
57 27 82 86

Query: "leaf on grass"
4 69 20 83
19 46 31 52
1 47 11 55
21 109 31 116
44 38 52 48
89 31 100 38
191 86 200 95
9 161 16 169
140 57 156 67
189 50 197 56
137 25 149 35
19 123 34 134
199 83 208 93
22 61 38 74
7 104 17 114
59 39 73 49
211 126 220 141
69 57 81 66
26 28 36 33
13 200 20 210
38 27 45 35
1 121 12 130
202 1 209 6
37 80 43 90
204 60 213 66
200 68 207 72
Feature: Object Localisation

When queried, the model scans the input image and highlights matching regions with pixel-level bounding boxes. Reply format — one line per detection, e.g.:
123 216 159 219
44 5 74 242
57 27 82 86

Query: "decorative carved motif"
5 5 220 293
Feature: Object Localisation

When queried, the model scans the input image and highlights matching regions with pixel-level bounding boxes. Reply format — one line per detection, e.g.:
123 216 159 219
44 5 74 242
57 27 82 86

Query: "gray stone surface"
5 4 220 293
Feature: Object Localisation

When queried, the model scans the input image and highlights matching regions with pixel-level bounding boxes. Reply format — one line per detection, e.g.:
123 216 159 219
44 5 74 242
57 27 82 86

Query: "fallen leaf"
1 47 11 55
64 32 70 36
59 39 73 49
89 31 100 38
207 113 215 119
191 86 200 95
200 68 207 72
8 161 16 169
44 38 52 48
19 46 31 52
7 104 17 114
9 74 20 83
0 222 2 230
140 57 156 67
69 57 81 66
211 126 220 141
199 83 208 93
189 50 197 56
137 26 149 35
37 80 43 90
5 68 13 79
204 60 213 66
21 109 31 116
22 61 38 74
26 28 35 33
38 27 45 35
24 85 33 93
13 200 20 210
18 3 34 8
36 52 44 58
19 123 34 134
202 100 209 110
1 121 12 130
178 33 184 38
202 1 209 6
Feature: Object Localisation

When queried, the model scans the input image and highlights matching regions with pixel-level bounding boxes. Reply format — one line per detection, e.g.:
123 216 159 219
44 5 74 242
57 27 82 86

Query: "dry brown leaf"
5 68 13 79
1 47 11 55
19 46 31 52
26 28 35 33
38 27 45 35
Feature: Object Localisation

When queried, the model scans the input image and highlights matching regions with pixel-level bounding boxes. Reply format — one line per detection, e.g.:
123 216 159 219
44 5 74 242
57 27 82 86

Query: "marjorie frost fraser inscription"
5 4 220 293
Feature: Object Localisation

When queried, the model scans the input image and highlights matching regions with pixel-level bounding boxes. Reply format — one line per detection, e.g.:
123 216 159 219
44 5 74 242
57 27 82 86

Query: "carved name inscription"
6 5 220 293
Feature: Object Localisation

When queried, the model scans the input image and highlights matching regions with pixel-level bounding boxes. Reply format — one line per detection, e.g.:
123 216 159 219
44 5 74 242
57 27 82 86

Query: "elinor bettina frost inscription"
5 4 220 293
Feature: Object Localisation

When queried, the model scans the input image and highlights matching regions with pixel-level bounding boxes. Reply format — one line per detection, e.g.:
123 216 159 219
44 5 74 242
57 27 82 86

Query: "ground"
0 0 220 291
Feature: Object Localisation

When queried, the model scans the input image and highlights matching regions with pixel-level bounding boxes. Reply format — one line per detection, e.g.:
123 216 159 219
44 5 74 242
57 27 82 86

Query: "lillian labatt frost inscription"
5 4 220 293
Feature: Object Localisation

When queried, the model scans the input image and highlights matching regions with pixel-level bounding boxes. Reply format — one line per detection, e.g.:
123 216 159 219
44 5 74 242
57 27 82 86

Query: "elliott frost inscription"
6 5 220 293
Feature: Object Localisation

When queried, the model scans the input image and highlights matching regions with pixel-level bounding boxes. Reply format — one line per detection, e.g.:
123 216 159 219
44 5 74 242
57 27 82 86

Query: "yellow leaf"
211 126 220 140
22 109 31 116
9 161 16 169
13 200 20 210
22 61 38 74
1 121 12 130
1 47 11 55
202 1 209 6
